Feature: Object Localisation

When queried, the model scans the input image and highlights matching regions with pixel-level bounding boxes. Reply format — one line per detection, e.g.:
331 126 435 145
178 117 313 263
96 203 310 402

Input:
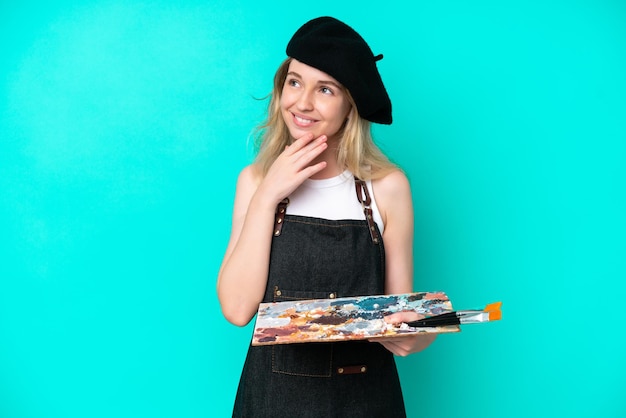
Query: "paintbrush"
404 302 502 327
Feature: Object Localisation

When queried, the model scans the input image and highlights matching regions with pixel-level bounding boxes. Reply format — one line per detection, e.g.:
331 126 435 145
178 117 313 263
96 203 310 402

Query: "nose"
296 88 314 111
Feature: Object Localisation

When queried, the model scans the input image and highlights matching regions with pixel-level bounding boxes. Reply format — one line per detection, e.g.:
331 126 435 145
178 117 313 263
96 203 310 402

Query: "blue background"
1 1 625 417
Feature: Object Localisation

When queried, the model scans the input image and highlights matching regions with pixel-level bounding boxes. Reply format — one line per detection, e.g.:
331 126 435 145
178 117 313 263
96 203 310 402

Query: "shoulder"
236 164 262 190
372 169 411 201
231 164 264 210
372 169 412 225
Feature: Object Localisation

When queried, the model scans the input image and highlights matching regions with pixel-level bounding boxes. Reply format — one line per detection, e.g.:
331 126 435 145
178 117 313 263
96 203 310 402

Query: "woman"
218 16 435 417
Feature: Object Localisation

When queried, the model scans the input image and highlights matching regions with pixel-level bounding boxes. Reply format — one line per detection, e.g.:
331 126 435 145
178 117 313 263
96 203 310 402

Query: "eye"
287 78 301 88
320 86 334 95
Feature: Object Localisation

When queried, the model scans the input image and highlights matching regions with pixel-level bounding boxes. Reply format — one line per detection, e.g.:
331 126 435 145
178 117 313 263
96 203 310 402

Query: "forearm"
217 193 276 326
217 135 329 326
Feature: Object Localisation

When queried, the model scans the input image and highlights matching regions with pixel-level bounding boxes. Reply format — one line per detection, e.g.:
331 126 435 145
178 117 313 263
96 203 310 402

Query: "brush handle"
405 311 460 327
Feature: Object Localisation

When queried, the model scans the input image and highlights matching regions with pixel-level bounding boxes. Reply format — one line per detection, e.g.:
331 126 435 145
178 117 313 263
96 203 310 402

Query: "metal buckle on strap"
354 179 380 244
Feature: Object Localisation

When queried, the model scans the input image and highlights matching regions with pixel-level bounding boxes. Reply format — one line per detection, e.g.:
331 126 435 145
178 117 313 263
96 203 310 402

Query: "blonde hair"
254 58 397 181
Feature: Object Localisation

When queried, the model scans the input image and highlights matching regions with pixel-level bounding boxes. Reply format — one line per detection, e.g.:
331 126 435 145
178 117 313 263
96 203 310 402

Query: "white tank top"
286 170 385 234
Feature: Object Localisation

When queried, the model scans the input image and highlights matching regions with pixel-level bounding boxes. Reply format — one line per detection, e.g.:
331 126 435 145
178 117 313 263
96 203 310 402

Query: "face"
280 59 352 141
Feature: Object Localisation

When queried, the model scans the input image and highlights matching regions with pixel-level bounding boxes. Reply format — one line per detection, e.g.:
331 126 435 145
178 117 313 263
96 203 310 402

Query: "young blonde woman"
218 16 435 417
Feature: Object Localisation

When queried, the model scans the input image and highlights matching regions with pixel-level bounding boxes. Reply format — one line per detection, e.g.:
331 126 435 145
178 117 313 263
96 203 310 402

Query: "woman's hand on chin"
256 133 328 205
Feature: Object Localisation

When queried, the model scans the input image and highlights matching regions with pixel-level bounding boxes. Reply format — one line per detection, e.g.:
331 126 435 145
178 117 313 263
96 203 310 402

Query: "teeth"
295 115 314 124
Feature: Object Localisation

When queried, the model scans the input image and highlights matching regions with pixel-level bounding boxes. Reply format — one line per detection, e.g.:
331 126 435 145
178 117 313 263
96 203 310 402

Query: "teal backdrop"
1 1 625 417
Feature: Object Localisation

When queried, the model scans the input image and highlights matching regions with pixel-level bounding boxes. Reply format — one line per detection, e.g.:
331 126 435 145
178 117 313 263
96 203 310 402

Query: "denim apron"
232 181 406 417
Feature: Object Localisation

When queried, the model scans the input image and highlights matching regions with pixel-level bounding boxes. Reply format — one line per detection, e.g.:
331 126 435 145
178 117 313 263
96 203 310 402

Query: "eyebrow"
287 71 343 89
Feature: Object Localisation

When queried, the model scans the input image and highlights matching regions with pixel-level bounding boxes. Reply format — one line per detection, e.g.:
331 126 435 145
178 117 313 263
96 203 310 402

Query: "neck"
309 141 343 179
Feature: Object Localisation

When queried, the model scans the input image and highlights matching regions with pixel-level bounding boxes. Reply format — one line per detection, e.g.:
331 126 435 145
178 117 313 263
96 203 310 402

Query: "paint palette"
252 291 461 346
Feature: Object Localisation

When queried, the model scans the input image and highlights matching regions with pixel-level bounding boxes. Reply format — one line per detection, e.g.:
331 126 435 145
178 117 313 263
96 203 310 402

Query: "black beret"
286 16 392 125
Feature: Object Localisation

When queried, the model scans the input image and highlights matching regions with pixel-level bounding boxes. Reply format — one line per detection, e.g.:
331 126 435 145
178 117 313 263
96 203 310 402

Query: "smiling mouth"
292 113 317 127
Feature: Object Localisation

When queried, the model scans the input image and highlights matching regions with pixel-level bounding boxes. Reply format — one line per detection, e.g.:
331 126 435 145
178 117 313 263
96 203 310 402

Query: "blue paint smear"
330 296 399 311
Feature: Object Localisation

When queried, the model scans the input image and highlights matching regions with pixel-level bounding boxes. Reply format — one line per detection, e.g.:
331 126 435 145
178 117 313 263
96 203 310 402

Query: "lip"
290 112 318 128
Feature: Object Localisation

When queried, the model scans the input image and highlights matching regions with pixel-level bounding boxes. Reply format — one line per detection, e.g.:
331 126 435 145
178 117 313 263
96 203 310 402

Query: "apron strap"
273 198 289 237
354 178 380 244
272 179 380 244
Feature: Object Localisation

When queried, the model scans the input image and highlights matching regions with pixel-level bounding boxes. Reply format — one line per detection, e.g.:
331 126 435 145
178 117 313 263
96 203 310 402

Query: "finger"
378 340 411 357
285 133 317 153
288 134 327 157
384 312 417 324
278 140 327 175
295 135 327 157
292 140 328 167
295 160 327 181
383 313 403 323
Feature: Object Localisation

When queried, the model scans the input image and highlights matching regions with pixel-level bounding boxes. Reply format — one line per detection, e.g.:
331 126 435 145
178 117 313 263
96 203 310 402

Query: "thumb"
383 311 423 324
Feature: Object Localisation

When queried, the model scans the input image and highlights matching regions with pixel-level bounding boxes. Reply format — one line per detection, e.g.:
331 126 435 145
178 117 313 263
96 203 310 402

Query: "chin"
287 126 318 140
